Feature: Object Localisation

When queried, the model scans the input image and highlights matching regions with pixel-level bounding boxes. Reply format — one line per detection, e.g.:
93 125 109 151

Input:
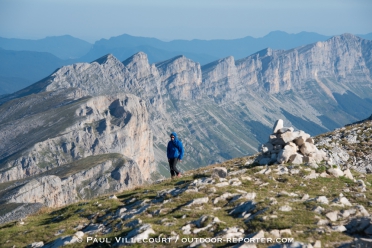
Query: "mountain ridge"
1 31 371 95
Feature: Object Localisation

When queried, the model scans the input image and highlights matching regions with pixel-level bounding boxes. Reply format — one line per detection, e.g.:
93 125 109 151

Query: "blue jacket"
167 132 184 160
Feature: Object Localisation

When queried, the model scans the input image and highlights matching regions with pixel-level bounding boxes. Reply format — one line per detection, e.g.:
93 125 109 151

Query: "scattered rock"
182 224 192 235
331 225 347 232
125 224 155 243
279 205 292 212
279 229 292 236
27 242 44 248
212 167 228 178
125 219 142 228
313 240 321 248
217 227 244 239
187 197 209 206
215 182 229 187
269 229 280 238
327 168 344 177
313 206 325 214
229 201 256 219
317 219 329 225
315 196 329 205
343 169 354 180
326 211 339 222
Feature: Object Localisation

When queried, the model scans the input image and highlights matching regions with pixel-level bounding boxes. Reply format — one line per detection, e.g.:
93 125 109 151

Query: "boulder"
303 156 316 164
279 130 300 143
326 211 339 221
279 205 292 212
212 167 228 178
294 131 311 146
272 119 284 134
316 196 329 205
300 142 317 155
289 153 304 164
343 169 354 180
187 197 209 206
327 168 344 177
294 136 306 146
310 150 327 163
277 142 297 164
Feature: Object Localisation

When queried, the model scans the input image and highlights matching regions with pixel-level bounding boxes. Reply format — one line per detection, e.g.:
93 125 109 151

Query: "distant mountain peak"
93 53 120 65
123 51 149 66
332 33 361 41
155 55 190 68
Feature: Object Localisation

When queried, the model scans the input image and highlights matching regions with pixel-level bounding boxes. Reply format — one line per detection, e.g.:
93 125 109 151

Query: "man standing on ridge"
167 132 184 178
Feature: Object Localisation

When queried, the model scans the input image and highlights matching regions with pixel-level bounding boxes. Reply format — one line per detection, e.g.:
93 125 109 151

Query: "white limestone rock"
187 197 209 206
217 227 245 239
272 119 284 134
316 196 329 205
289 153 304 164
313 240 321 248
332 197 352 207
277 142 298 164
125 224 156 243
215 182 230 187
28 242 44 248
213 193 239 204
279 205 292 212
269 229 280 238
343 169 354 180
300 142 317 155
279 229 292 236
313 206 325 214
326 211 339 222
331 225 347 232
317 219 329 225
327 168 344 177
182 224 192 235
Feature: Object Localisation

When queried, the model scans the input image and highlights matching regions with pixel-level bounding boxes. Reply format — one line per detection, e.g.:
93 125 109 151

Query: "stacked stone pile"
257 119 328 165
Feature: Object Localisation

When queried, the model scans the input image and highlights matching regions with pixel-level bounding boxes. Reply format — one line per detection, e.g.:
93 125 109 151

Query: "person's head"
170 132 177 140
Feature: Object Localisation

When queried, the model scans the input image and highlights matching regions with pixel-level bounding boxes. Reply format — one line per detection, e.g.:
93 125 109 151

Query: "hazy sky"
0 0 371 43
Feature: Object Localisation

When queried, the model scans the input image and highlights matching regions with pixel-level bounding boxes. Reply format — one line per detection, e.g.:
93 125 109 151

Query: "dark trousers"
168 158 180 177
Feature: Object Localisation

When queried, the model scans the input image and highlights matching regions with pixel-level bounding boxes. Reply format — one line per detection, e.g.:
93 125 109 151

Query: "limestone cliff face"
3 158 143 207
231 34 372 96
201 56 240 100
0 93 154 183
156 55 202 100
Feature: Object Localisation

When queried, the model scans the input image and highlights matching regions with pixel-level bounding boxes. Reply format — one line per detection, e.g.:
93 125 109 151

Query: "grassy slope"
0 154 371 248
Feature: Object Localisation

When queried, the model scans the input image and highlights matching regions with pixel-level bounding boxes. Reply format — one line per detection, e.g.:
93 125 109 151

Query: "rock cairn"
256 119 328 165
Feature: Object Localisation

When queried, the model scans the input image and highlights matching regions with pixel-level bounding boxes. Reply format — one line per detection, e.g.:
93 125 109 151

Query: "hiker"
167 132 184 178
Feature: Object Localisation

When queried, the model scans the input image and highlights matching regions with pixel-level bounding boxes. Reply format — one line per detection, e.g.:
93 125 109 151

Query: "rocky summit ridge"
1 119 372 248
